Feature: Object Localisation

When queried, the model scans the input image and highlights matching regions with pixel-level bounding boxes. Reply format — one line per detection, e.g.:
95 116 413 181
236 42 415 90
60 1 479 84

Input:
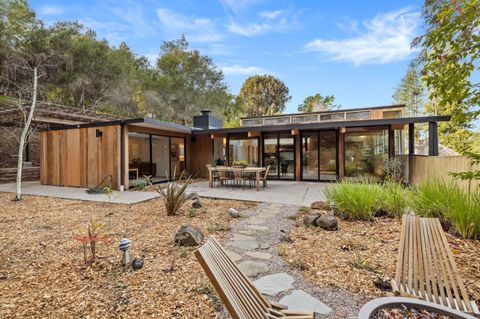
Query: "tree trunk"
15 67 38 201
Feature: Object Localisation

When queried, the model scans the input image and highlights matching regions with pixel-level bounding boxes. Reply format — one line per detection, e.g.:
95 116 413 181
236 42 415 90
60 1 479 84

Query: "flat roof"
192 115 451 135
240 104 406 120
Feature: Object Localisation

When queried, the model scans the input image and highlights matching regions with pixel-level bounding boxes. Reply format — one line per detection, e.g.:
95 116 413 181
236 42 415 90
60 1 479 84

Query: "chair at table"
206 164 219 187
232 167 247 190
217 167 229 187
261 165 271 189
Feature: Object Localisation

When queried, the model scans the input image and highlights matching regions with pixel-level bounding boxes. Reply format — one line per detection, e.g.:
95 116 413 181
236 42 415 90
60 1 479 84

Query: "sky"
31 0 426 114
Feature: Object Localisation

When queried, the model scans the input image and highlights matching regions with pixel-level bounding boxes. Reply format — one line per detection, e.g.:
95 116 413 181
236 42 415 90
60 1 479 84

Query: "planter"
358 297 477 319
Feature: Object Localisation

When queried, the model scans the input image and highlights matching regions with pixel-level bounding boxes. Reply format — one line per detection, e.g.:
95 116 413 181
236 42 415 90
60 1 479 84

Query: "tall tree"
155 36 228 125
240 75 290 116
413 0 480 153
392 62 425 117
222 93 246 128
297 93 339 112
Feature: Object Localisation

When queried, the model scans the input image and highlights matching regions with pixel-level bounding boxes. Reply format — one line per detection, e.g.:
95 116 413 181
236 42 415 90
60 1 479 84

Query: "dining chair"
261 165 271 189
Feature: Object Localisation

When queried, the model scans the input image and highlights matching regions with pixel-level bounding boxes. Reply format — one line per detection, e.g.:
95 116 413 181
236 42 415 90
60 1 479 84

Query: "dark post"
428 122 439 156
408 123 415 155
25 141 30 162
388 126 395 158
120 124 125 190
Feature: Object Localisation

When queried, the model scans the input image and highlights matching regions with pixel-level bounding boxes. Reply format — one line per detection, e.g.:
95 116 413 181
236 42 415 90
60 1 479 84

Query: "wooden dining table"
207 166 266 191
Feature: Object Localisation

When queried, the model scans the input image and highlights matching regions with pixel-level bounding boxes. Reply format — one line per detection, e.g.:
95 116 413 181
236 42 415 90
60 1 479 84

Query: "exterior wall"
190 134 212 178
0 129 40 168
408 155 479 192
0 166 39 184
40 125 121 190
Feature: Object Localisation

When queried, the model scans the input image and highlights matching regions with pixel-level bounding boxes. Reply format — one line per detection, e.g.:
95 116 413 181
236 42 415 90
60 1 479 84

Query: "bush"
156 174 195 216
376 181 409 218
326 180 381 221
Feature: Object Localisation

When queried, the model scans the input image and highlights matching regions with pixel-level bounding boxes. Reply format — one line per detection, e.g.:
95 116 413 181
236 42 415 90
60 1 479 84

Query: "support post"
408 123 415 155
120 123 125 191
388 126 395 158
428 122 439 156
338 128 345 180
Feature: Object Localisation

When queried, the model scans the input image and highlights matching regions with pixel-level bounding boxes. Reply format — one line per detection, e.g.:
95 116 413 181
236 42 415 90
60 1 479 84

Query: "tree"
413 0 480 153
155 36 228 125
240 75 291 116
392 62 425 117
297 93 339 112
222 93 246 128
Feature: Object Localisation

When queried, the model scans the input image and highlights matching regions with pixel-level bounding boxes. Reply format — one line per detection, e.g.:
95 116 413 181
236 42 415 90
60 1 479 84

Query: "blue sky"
32 0 425 114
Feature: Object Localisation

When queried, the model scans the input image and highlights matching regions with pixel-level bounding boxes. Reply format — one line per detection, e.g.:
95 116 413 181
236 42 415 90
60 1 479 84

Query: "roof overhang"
192 115 451 135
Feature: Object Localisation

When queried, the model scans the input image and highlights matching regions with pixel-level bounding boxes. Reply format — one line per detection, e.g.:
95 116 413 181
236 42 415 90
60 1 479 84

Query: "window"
264 117 290 125
346 111 370 120
291 115 318 123
320 113 345 121
383 110 402 119
212 137 226 165
228 137 259 166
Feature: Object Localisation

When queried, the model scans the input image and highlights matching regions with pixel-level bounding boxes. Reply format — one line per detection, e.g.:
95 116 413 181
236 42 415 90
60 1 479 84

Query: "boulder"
303 214 321 227
228 208 240 218
310 201 331 210
174 224 204 246
315 214 338 231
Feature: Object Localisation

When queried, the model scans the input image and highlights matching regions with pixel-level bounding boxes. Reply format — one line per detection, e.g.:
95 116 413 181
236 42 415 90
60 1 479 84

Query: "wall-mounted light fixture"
96 129 103 138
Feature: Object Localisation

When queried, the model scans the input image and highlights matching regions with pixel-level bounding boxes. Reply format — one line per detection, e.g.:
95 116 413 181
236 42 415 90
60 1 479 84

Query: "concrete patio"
0 181 159 204
187 180 330 206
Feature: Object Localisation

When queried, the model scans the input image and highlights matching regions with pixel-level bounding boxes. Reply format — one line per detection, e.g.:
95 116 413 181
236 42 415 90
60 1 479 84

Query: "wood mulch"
0 193 255 318
281 213 480 303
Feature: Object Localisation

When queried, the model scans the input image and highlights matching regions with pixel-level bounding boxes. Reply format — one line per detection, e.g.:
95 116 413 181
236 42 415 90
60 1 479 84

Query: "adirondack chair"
392 214 479 315
195 236 317 319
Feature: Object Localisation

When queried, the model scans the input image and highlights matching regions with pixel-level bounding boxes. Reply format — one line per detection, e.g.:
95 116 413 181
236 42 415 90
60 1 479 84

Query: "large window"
344 129 388 179
152 135 169 182
212 137 226 165
263 133 295 180
128 133 151 181
302 131 337 181
228 137 259 166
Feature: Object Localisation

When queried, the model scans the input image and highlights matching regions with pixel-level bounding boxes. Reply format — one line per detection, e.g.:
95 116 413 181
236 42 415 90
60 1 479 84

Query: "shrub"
376 181 408 218
444 191 480 240
155 173 195 216
382 157 404 183
326 180 380 221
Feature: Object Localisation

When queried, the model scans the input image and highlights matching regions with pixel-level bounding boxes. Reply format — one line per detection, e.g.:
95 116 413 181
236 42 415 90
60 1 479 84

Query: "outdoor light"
119 238 132 266
96 129 103 138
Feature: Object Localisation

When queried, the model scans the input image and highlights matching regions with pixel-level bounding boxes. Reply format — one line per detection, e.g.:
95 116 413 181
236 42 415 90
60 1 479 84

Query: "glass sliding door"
151 135 169 182
228 137 259 166
263 134 278 178
212 137 226 166
344 129 388 180
262 133 295 180
170 137 185 179
128 133 151 183
301 130 338 181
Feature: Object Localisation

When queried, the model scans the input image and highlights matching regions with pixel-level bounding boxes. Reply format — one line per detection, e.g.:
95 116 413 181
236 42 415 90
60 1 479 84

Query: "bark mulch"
281 213 480 303
0 193 255 318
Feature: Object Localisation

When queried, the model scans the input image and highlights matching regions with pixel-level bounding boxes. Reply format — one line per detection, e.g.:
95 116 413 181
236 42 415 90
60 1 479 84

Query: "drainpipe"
120 123 125 191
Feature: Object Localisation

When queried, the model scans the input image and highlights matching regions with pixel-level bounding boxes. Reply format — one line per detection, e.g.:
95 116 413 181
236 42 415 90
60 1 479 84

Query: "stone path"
221 202 365 319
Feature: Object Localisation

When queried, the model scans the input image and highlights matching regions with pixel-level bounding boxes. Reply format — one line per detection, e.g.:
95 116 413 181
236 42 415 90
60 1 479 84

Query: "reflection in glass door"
262 133 295 180
170 137 185 179
301 131 337 181
151 135 169 182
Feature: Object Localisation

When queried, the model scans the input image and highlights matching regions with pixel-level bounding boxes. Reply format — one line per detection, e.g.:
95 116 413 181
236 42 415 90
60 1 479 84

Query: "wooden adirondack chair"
392 214 479 315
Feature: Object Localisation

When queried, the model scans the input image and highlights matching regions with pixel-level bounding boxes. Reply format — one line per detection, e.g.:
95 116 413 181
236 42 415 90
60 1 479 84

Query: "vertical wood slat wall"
40 125 121 190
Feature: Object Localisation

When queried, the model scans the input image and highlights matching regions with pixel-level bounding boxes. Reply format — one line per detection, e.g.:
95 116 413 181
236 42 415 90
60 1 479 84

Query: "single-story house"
39 104 450 190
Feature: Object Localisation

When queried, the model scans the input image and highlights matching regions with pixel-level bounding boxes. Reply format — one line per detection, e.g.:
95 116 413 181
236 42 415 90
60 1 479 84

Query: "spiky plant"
156 170 195 216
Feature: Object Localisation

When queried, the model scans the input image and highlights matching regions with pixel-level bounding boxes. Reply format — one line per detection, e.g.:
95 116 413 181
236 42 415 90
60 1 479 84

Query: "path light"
119 238 132 266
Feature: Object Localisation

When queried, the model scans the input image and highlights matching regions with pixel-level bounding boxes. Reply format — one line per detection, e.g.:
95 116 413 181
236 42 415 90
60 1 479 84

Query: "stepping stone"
226 240 259 250
260 242 270 250
225 250 243 262
232 234 256 241
245 225 269 231
238 261 269 277
253 273 295 296
245 251 272 260
248 217 266 225
279 290 332 316
239 230 266 236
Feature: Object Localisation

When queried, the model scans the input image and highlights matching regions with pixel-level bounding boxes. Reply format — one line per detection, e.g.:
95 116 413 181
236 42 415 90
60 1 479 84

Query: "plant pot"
358 297 477 319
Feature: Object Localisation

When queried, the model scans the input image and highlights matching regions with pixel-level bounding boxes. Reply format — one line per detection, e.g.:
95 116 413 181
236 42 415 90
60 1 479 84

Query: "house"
38 104 450 190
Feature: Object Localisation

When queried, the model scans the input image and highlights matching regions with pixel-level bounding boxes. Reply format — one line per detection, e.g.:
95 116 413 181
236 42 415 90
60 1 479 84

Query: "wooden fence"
407 155 479 192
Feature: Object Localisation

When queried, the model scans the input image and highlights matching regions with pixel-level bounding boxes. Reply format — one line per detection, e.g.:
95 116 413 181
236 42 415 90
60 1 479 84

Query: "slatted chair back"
392 214 479 315
195 237 315 319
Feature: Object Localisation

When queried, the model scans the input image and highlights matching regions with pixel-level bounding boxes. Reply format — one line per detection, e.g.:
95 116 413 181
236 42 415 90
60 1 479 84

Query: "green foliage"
326 180 381 221
411 179 480 239
232 160 248 167
297 93 339 112
382 157 404 183
414 0 479 153
239 74 291 116
392 61 425 117
376 181 408 218
449 151 480 194
155 173 195 216
222 94 246 128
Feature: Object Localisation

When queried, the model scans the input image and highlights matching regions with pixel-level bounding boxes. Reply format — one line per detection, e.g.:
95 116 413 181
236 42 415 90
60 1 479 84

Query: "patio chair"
261 165 271 189
217 167 229 187
392 214 479 315
195 236 316 319
206 164 219 187
232 167 247 190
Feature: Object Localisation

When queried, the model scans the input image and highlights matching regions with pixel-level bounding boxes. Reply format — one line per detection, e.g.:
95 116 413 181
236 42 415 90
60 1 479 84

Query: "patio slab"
0 181 159 204
187 180 330 206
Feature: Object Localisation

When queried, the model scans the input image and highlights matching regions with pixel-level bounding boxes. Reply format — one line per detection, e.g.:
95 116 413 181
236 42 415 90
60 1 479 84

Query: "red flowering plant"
73 219 113 265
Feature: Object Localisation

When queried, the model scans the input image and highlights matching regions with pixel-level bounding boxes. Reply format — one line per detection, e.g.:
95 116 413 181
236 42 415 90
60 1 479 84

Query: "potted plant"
358 297 477 319
233 160 248 168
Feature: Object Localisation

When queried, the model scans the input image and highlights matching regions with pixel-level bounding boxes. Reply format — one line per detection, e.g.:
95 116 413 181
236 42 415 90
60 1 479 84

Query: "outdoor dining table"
208 166 266 191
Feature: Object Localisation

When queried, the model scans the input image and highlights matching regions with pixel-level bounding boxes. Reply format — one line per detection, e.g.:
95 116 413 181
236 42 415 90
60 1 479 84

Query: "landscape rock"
174 224 204 246
192 199 202 209
238 261 269 277
228 208 240 218
132 258 144 270
310 201 331 211
303 214 321 226
315 214 338 231
253 273 295 295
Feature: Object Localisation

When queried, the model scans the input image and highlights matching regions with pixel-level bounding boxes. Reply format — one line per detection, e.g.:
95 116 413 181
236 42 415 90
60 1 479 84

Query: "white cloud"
219 0 261 14
305 8 420 65
220 64 266 75
156 8 222 42
39 5 63 15
259 10 284 19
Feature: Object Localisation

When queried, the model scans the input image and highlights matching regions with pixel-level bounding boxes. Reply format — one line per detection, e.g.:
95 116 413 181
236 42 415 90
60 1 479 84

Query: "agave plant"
156 170 195 216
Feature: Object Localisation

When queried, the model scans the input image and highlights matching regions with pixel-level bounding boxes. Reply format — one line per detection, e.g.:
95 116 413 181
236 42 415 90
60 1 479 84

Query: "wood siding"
40 125 121 189
408 155 479 192
190 134 212 178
